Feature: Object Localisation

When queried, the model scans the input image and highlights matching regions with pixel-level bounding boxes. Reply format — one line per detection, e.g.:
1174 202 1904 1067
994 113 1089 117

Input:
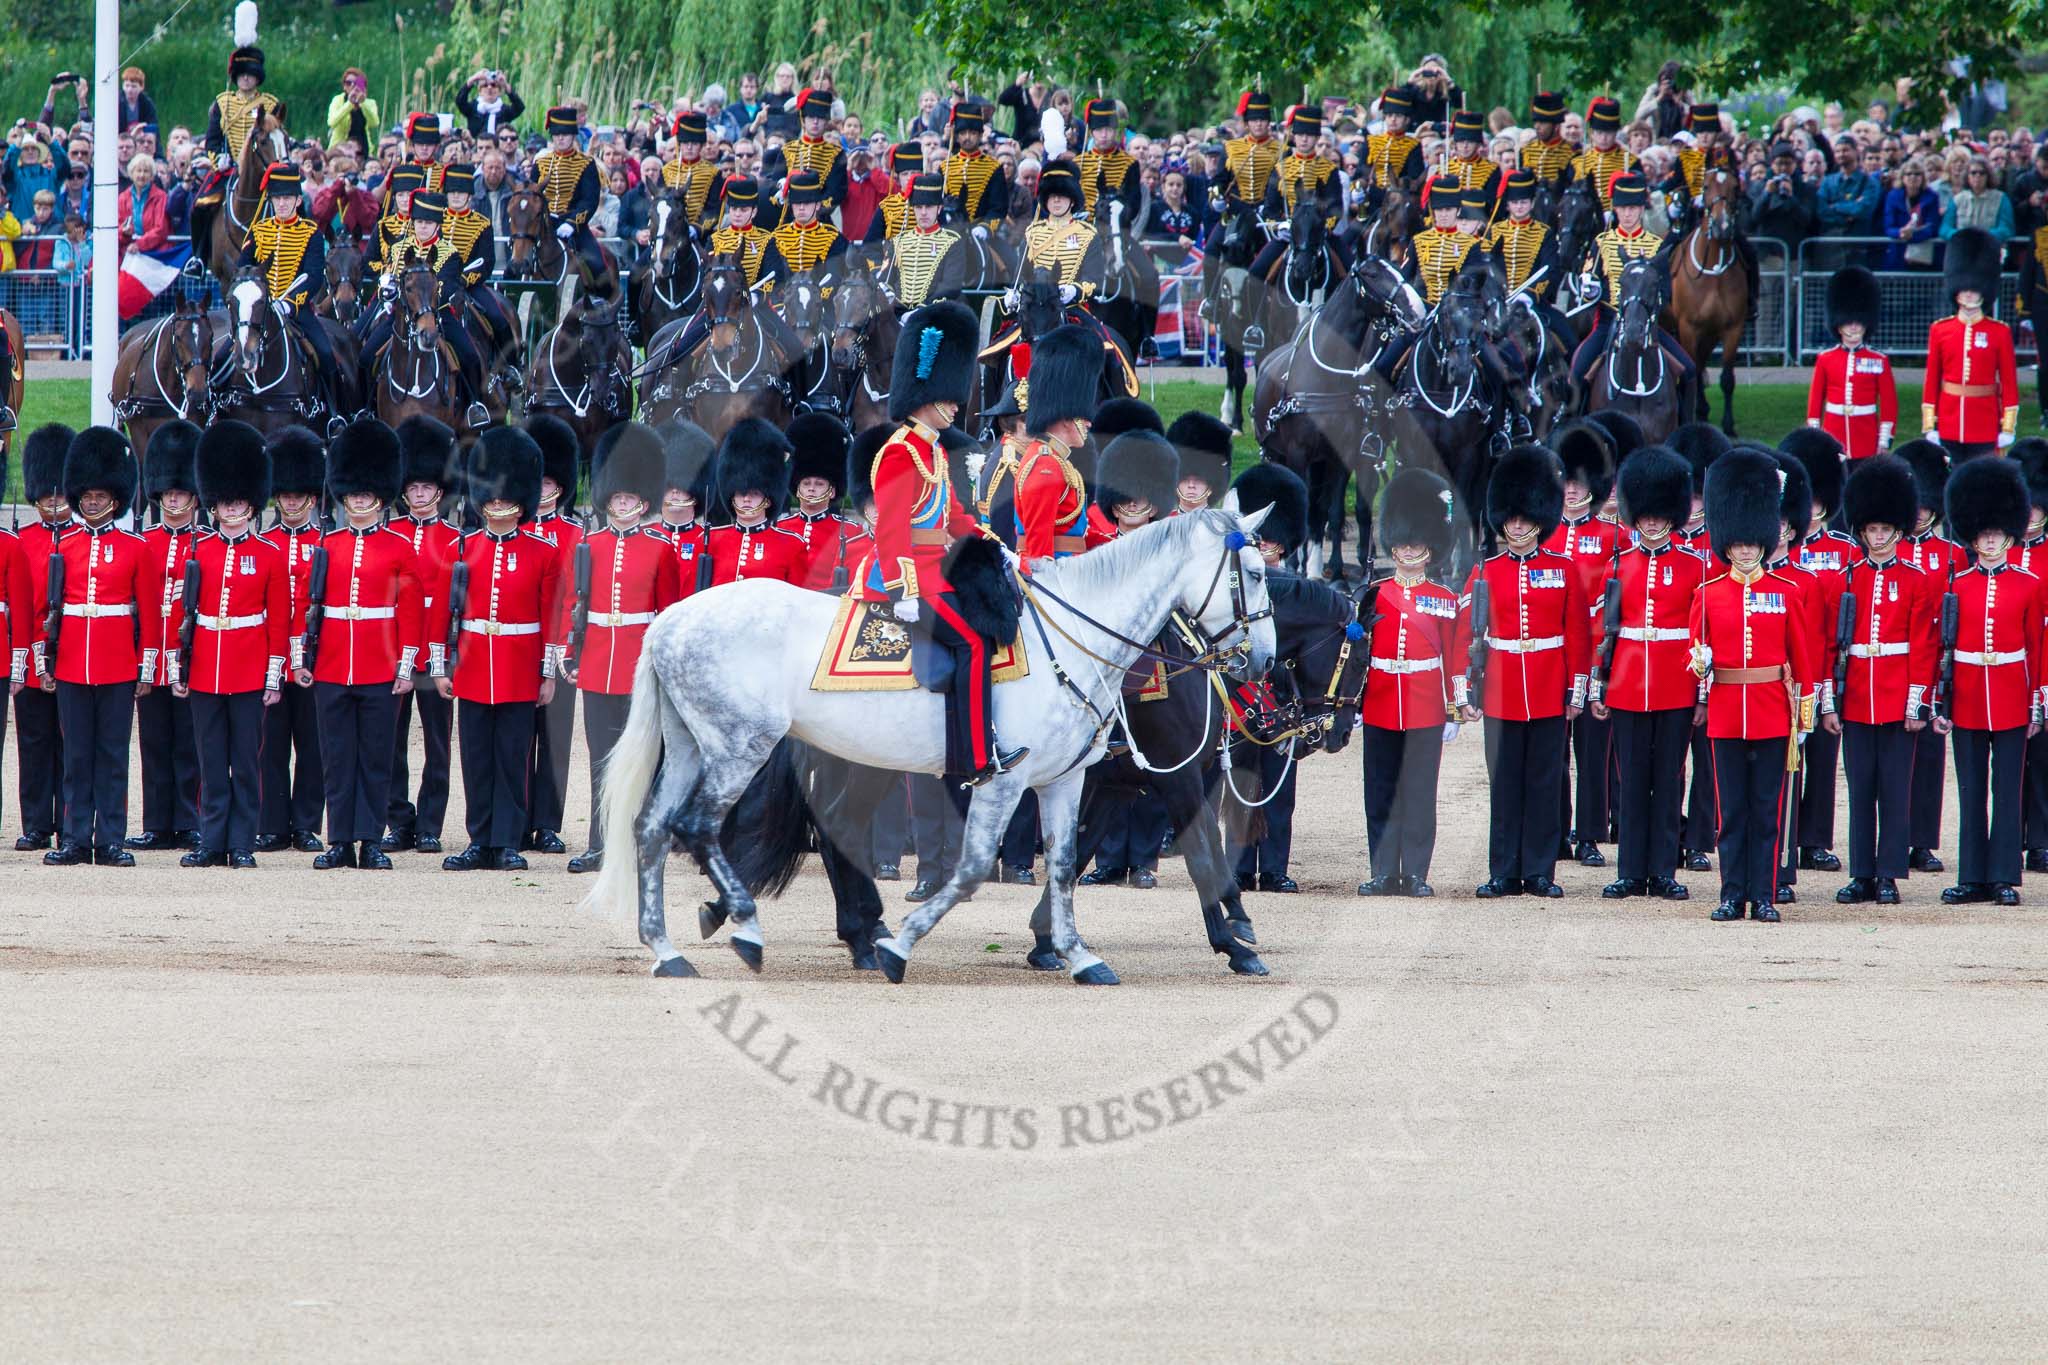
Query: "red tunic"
1923 314 2019 446
528 510 586 636
19 517 73 686
1596 541 1707 713
393 513 463 624
1688 568 1818 740
298 525 426 686
705 520 808 587
139 523 203 687
53 523 164 686
1834 556 1939 726
1541 513 1623 602
774 510 866 592
2010 534 2048 579
1358 576 1467 730
861 419 980 601
1904 529 1967 581
569 526 684 695
1804 346 1899 458
1770 557 1833 711
1011 439 1089 569
426 529 565 704
264 519 327 672
1947 563 2047 732
1460 548 1592 721
0 528 34 685
182 531 290 695
650 520 710 597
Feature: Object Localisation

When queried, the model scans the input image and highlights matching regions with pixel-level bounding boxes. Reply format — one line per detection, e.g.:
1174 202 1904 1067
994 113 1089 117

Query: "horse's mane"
1034 508 1228 598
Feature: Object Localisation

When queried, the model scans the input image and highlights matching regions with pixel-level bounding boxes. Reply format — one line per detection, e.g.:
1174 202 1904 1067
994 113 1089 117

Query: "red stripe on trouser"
924 593 990 770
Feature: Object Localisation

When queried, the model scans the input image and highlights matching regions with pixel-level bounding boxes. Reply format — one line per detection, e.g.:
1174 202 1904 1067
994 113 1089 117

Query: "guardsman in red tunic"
175 422 290 867
15 424 73 849
775 413 865 593
0 438 36 836
1830 456 1940 904
704 420 809 588
1690 447 1819 921
1766 450 1834 903
651 419 713 593
259 427 329 853
131 421 204 853
1937 458 2047 904
563 425 684 875
299 420 424 871
382 416 462 855
1923 227 2020 461
1668 424 1731 867
1805 266 1897 459
1590 447 1705 900
1542 422 1620 868
523 414 584 858
1895 438 1964 871
1356 469 1467 899
47 428 162 866
1785 430 1859 877
429 427 565 871
1460 445 1592 899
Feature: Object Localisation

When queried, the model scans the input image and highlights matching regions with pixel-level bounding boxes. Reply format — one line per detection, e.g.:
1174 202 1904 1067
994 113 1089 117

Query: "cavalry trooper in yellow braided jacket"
1404 173 1480 306
982 159 1133 393
1444 110 1501 221
1076 99 1140 224
1657 102 1760 319
365 164 426 277
1359 84 1424 217
440 163 521 393
195 25 282 225
1198 88 1282 304
1247 104 1343 287
534 106 608 282
1519 91 1576 195
235 163 340 397
770 89 848 217
759 171 846 294
390 113 447 210
941 103 1010 237
1569 97 1636 212
862 143 923 243
1567 172 1695 402
645 177 799 373
883 174 965 310
660 111 726 234
1487 170 1571 345
361 193 493 429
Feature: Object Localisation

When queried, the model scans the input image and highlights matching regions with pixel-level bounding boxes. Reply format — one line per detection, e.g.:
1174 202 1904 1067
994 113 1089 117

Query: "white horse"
582 507 1278 983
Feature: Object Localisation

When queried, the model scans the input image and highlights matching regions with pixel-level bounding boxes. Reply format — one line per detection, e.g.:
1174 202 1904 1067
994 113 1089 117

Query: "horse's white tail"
580 648 677 921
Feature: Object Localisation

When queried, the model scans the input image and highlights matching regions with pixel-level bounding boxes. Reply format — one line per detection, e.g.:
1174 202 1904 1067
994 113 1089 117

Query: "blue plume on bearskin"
890 301 979 421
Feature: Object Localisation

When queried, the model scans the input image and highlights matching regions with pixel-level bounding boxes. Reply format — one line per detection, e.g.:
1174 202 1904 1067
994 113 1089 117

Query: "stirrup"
961 744 1030 789
465 401 491 430
1243 324 1265 351
499 367 524 392
0 405 15 434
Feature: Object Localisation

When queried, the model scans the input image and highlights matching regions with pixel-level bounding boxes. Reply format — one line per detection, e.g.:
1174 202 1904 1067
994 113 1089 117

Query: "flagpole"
91 0 119 425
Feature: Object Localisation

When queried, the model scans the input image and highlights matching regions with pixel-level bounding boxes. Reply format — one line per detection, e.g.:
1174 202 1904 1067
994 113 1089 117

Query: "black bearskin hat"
144 419 202 499
1770 448 1813 544
1089 397 1164 440
1025 324 1102 433
195 419 271 509
2012 436 2048 514
23 423 74 503
1093 430 1180 520
711 417 792 512
846 424 890 510
1946 454 2029 547
398 414 458 493
63 426 138 511
1780 426 1845 515
1944 226 2002 304
1379 467 1459 563
1843 454 1919 537
1486 443 1565 540
1616 446 1692 529
786 412 852 494
1231 462 1309 555
1166 412 1233 503
1551 419 1616 505
1584 409 1645 462
327 418 403 506
1668 422 1730 495
467 425 544 523
1827 266 1881 335
524 412 581 501
1704 446 1784 563
889 300 980 422
659 418 715 499
1893 437 1949 517
266 425 326 498
591 422 666 510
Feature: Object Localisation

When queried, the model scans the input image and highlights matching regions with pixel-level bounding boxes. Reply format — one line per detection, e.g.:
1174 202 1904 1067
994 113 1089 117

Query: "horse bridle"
1019 530 1273 680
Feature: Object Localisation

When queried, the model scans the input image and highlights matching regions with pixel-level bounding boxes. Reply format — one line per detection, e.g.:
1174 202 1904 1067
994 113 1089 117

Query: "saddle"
810 595 1028 693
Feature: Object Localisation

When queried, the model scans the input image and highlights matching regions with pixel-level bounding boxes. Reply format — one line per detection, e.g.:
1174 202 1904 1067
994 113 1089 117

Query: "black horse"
1583 256 1688 442
1550 179 1605 345
980 263 1135 425
828 247 900 433
777 266 841 416
624 187 704 348
1090 195 1161 371
1381 271 1505 570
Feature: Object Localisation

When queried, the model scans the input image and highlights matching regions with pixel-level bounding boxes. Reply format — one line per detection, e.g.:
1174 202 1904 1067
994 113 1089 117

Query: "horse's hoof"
1073 962 1121 986
729 932 764 974
1025 936 1065 971
848 942 881 971
1226 943 1270 976
698 900 727 940
877 938 909 984
652 954 699 979
1227 916 1258 946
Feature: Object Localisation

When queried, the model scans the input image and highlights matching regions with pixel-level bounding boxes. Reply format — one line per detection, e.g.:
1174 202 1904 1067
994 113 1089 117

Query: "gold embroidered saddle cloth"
811 595 1029 693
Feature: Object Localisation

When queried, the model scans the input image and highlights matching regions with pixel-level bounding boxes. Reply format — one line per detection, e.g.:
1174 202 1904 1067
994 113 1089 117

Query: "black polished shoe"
997 865 1035 886
1600 878 1645 899
442 845 488 872
1775 882 1798 904
1835 877 1877 904
875 862 901 881
1475 877 1523 899
381 827 417 853
123 830 175 851
567 849 603 874
358 842 393 870
1407 880 1435 898
963 744 1032 788
1524 876 1565 898
1257 875 1300 893
1993 883 2021 906
229 850 257 869
1710 899 1744 921
906 876 945 903
1681 849 1712 872
1648 876 1691 901
497 849 529 872
1129 868 1158 889
1357 877 1394 896
15 831 53 852
1941 882 1988 905
2028 849 2048 874
313 843 357 870
43 842 89 866
1799 847 1842 872
175 829 202 850
290 830 324 853
1909 847 1944 873
1235 872 1257 893
180 849 226 868
415 835 442 854
95 846 136 867
1874 878 1901 905
252 834 287 853
529 829 566 855
1079 866 1129 887
1575 840 1606 867
1751 902 1782 923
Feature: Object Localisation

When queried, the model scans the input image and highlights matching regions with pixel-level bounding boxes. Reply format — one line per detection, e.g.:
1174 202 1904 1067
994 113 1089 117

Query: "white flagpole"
90 0 120 426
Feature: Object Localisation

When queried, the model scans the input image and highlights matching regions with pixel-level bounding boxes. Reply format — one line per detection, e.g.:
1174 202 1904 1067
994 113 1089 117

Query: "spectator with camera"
1745 141 1817 253
327 67 379 153
458 70 525 138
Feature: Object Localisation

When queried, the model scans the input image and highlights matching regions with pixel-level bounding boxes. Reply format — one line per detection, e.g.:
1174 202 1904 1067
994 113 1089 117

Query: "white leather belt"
593 611 657 627
1955 648 2027 666
331 605 397 621
1824 402 1878 416
198 612 267 630
62 603 133 618
1618 626 1688 642
1485 634 1563 654
1370 656 1441 674
1848 642 1910 658
462 620 541 637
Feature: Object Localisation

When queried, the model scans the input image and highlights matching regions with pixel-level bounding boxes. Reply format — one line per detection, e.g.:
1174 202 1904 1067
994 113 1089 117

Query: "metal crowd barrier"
1795 236 2035 365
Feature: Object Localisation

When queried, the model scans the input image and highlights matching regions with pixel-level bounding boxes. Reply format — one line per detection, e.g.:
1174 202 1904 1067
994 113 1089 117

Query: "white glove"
1001 289 1020 312
379 278 398 300
1999 430 2017 449
892 598 920 624
1442 722 1460 743
274 299 293 317
554 222 574 240
972 224 989 241
1058 284 1079 305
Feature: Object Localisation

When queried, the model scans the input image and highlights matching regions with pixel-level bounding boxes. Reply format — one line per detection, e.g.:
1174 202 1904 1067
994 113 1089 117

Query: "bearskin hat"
711 417 791 512
1893 437 1949 517
144 419 202 499
1024 324 1102 433
889 300 980 422
266 425 326 499
1551 419 1616 505
1617 446 1692 529
1770 448 1813 544
397 414 459 493
326 418 402 506
23 423 74 503
786 412 852 494
1944 226 2002 304
1231 462 1309 555
467 425 544 523
1089 397 1164 440
591 422 665 510
1704 446 1785 563
195 419 270 510
62 426 138 511
1379 467 1459 563
524 412 581 501
1486 443 1565 540
1668 422 1731 495
1584 409 1645 462
846 424 891 510
1780 426 1845 515
1826 266 1881 335
1946 455 2029 547
659 418 716 499
228 46 264 84
1166 412 1233 504
1843 454 1919 537
1093 431 1180 519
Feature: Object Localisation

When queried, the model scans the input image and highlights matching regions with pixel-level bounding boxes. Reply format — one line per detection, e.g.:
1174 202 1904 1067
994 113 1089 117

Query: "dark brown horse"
370 262 485 434
828 248 899 433
201 108 288 290
638 254 793 442
526 291 634 469
0 307 23 471
1666 166 1750 435
503 185 618 318
1585 258 1687 444
111 295 215 460
215 267 359 436
624 185 703 347
319 238 367 327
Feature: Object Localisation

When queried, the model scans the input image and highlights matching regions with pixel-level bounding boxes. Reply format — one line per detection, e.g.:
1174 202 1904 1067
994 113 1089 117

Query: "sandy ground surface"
6 711 2048 1362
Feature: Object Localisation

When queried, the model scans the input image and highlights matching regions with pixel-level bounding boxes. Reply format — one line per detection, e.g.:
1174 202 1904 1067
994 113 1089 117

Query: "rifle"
695 544 714 595
568 539 592 670
830 524 851 595
445 554 471 674
1590 576 1621 705
299 545 331 674
174 558 202 687
1832 588 1856 718
1929 589 1959 722
43 552 64 657
1466 578 1490 712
